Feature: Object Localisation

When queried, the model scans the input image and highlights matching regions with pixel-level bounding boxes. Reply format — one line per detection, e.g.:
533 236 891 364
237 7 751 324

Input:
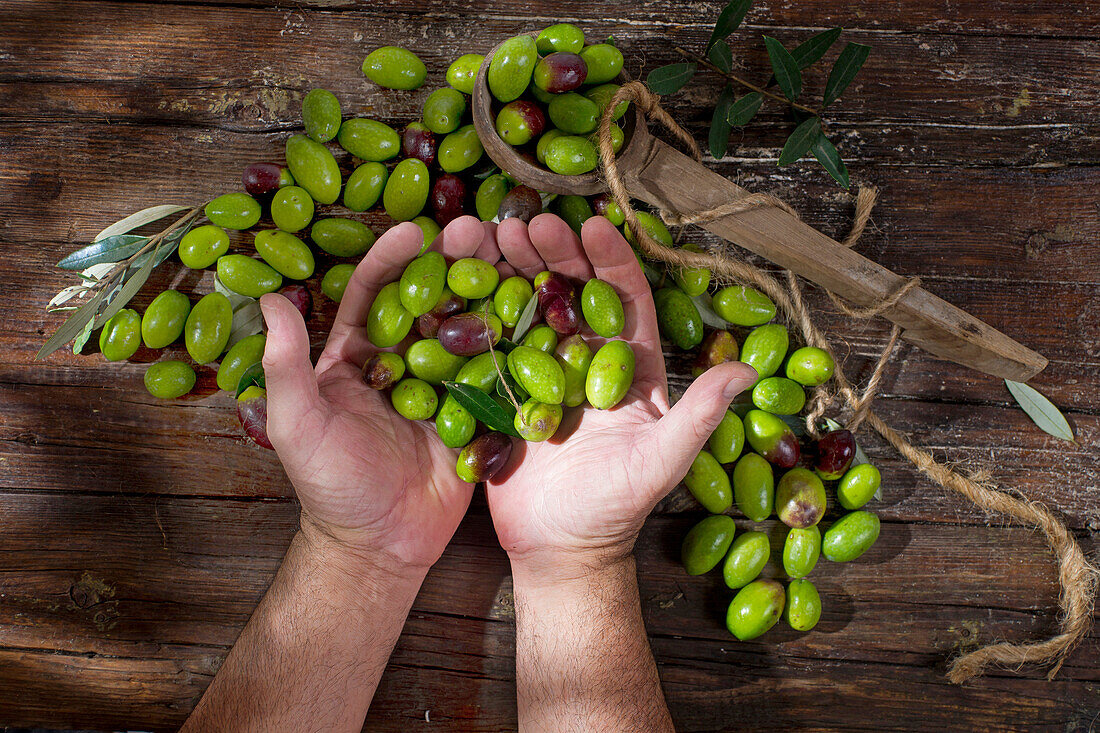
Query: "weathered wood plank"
0 494 1094 730
3 0 1098 40
1 3 1097 149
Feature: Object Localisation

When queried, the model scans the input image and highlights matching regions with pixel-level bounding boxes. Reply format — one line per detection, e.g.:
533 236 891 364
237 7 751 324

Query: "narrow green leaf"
642 262 665 288
709 85 735 160
236 362 266 398
444 382 521 438
707 0 752 51
645 63 696 95
690 293 730 329
95 204 189 243
810 132 850 188
707 41 733 73
763 36 802 101
764 28 843 87
36 281 115 360
494 338 519 355
778 116 821 166
92 238 163 329
726 91 764 126
72 317 95 356
792 27 843 69
777 414 807 437
1005 380 1074 441
823 42 870 107
511 294 540 342
57 234 148 270
605 36 616 47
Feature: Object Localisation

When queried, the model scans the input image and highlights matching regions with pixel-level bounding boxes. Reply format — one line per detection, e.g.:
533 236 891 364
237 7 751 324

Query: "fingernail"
723 364 757 398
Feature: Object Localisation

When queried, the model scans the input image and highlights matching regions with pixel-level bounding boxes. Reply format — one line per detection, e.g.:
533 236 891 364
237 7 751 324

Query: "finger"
528 213 595 281
330 221 423 338
579 215 665 384
497 262 517 279
429 215 487 261
497 217 545 278
641 361 757 504
473 220 502 263
260 293 325 448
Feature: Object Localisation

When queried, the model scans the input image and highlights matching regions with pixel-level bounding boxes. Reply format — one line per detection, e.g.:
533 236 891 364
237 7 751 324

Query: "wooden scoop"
471 41 1047 382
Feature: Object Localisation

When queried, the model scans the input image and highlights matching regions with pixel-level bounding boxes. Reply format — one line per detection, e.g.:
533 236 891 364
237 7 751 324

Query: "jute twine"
596 81 1097 683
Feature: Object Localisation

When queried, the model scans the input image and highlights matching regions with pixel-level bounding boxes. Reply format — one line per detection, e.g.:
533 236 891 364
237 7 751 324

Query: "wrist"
297 515 429 598
509 545 637 591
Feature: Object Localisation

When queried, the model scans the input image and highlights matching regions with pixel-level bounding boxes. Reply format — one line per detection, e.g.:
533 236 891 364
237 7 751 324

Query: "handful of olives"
363 256 635 482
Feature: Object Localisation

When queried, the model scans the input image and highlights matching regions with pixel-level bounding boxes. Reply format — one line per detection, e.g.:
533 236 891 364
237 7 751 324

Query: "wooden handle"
617 136 1047 381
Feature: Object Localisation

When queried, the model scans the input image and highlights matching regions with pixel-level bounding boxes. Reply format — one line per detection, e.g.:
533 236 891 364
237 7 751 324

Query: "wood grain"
1 0 1098 729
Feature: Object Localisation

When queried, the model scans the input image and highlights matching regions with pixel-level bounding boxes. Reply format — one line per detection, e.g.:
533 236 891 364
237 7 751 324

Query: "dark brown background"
1 1 1098 730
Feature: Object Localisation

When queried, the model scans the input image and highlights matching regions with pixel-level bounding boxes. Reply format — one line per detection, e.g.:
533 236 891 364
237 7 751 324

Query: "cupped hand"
486 214 757 572
259 216 503 571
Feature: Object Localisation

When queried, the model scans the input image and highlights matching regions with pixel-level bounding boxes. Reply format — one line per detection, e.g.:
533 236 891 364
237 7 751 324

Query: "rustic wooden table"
1 1 1097 730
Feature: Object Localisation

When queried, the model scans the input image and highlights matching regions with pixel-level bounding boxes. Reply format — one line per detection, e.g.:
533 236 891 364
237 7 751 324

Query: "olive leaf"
47 284 92 311
763 36 802 101
511 294 541 342
494 337 519 354
235 361 267 398
645 63 696 95
690 293 731 329
91 239 166 330
72 317 95 356
709 85 736 160
823 42 871 107
726 92 764 126
778 116 822 166
36 280 117 359
1005 380 1074 441
57 234 148 271
810 132 850 188
95 204 190 243
707 0 752 51
791 27 843 70
444 381 521 438
642 261 666 288
707 41 733 74
214 275 265 349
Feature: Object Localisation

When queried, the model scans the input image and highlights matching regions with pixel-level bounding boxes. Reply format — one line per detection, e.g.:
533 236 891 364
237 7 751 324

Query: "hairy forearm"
182 525 425 732
511 553 675 733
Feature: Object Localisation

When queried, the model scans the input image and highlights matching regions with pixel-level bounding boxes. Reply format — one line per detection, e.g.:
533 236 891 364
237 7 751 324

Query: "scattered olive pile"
666 279 883 639
91 26 881 640
362 253 634 481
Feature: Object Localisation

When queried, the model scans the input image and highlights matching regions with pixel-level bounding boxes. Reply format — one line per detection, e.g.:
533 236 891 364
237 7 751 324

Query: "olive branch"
645 0 870 188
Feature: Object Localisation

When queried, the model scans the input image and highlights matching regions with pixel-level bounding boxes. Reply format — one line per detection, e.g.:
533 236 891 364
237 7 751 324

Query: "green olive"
285 134 341 205
321 264 356 303
311 218 376 257
141 290 191 349
446 54 485 95
344 162 389 212
205 192 261 230
302 88 342 143
383 158 431 221
423 88 467 135
254 229 314 280
681 514 737 576
270 186 315 233
98 308 142 361
185 292 233 364
216 255 283 298
217 333 267 392
144 361 197 399
438 125 485 173
362 46 427 90
178 225 230 269
337 118 401 162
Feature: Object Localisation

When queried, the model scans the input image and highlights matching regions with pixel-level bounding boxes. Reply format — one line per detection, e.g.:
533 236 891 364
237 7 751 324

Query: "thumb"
260 293 321 442
646 361 757 487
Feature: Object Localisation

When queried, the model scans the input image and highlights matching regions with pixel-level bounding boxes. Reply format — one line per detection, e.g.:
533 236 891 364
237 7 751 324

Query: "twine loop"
595 81 1097 683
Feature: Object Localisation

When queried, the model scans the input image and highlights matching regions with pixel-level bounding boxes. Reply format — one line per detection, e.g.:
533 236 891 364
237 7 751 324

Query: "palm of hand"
261 218 499 567
485 214 755 561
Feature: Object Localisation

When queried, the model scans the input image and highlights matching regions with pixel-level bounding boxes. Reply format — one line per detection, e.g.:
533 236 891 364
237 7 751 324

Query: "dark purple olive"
278 284 313 321
237 386 273 450
535 271 580 336
498 185 543 223
402 122 437 167
431 173 467 227
437 312 502 357
416 289 467 338
533 52 588 93
456 432 513 483
815 429 856 480
242 163 284 199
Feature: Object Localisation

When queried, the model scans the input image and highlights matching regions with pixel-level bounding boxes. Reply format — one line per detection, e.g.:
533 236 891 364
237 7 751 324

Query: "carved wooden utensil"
470 39 1046 382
